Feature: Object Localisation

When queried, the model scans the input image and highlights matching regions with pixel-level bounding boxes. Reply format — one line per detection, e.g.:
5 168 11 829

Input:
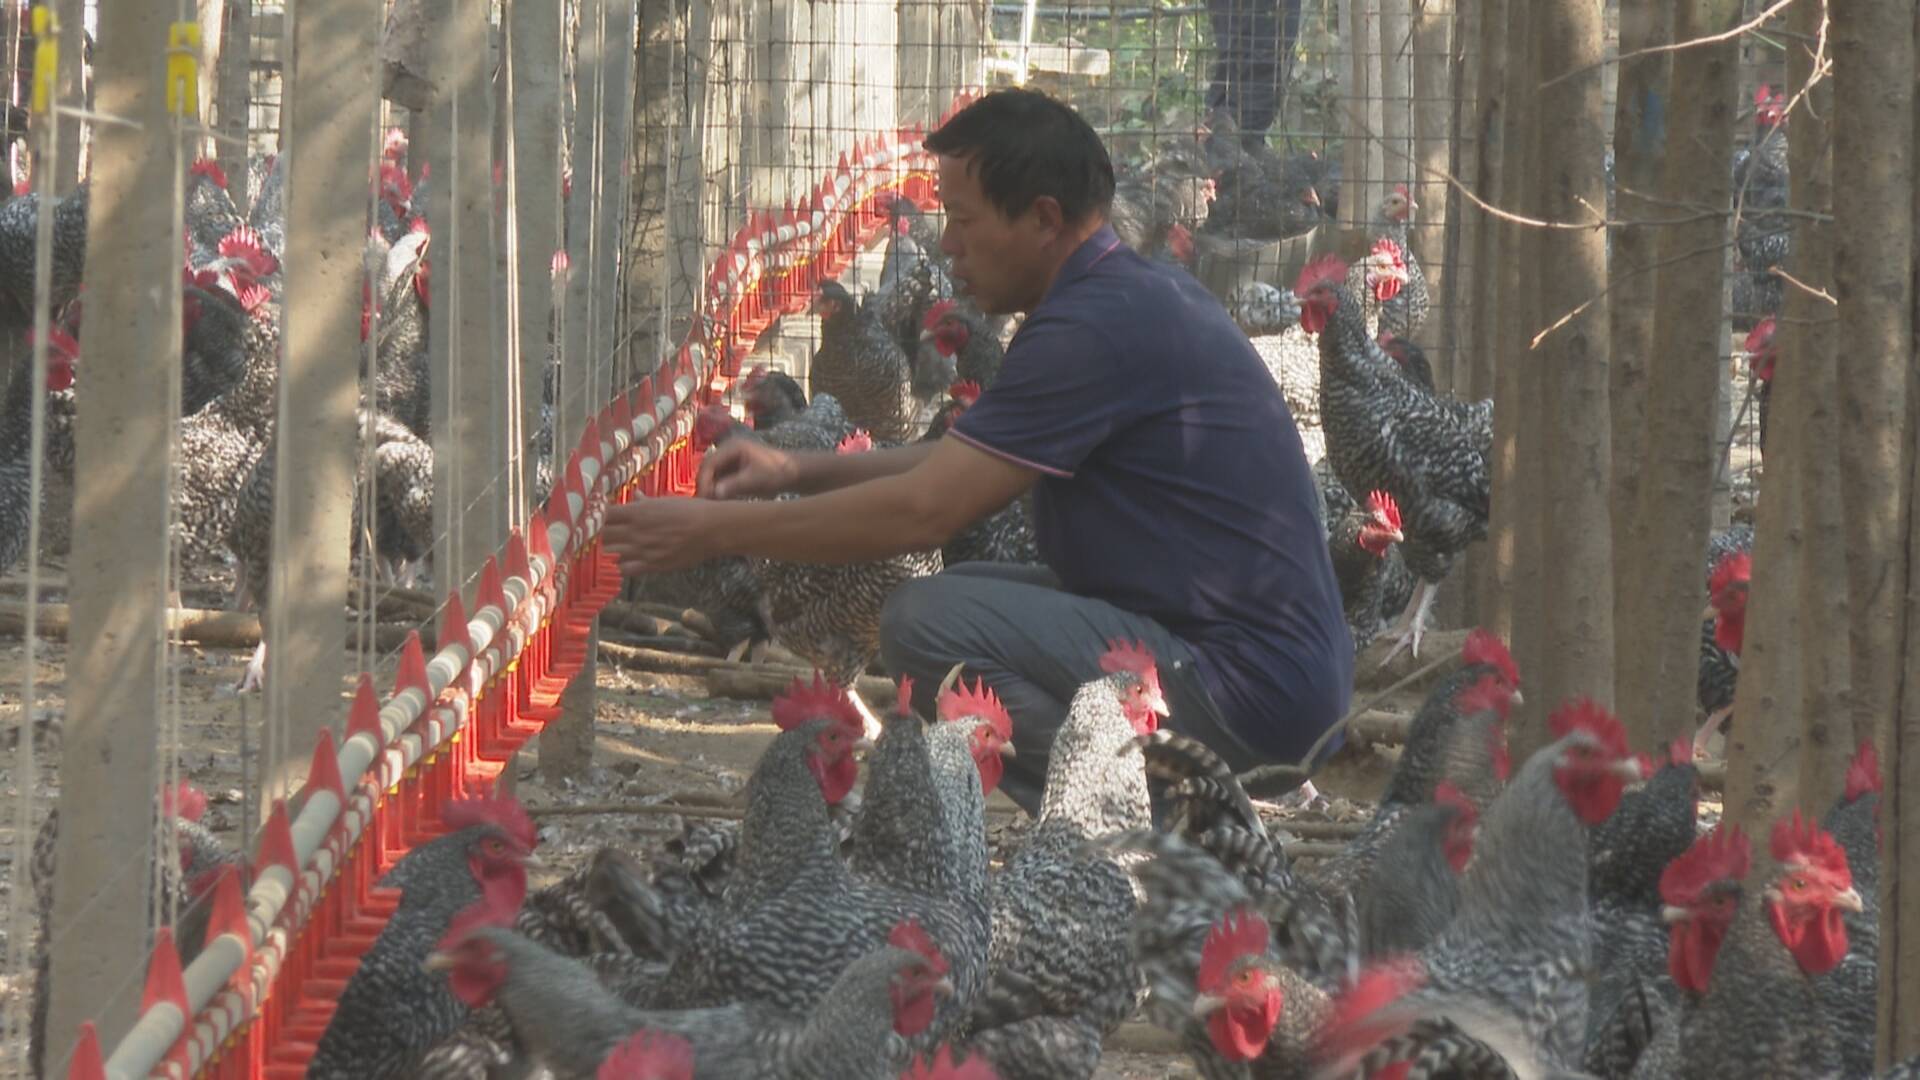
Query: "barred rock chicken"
429 905 954 1079
0 327 75 573
1741 315 1776 458
226 408 434 690
750 431 942 737
1319 701 1646 1074
28 782 239 1080
246 151 287 261
740 363 809 431
1580 738 1702 1076
1300 253 1492 664
917 382 1038 568
1109 144 1215 265
648 677 987 1054
811 282 921 443
1818 739 1883 1080
1646 813 1861 1079
1305 631 1519 910
1377 334 1436 393
1696 537 1752 758
1326 488 1412 652
1602 824 1751 1080
365 221 433 438
1366 186 1428 341
307 798 538 1080
1200 112 1335 240
1356 780 1480 959
1104 829 1332 1078
921 299 1004 390
185 158 246 269
0 183 88 327
1729 85 1790 328
962 642 1166 1080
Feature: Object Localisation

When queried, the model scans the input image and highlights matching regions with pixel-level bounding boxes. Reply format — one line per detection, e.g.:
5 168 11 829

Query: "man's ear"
1027 195 1067 242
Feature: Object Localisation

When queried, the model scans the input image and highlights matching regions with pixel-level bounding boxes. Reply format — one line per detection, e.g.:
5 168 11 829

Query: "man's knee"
879 573 960 671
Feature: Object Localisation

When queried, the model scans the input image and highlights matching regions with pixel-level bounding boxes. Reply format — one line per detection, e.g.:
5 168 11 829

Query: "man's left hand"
602 497 720 576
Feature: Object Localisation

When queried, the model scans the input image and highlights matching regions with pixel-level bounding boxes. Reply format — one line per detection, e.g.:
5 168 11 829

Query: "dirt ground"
0 560 1420 1077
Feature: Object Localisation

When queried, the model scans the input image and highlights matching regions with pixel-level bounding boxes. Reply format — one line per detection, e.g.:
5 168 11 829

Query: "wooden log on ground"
705 665 897 706
607 633 721 656
600 598 696 640
1353 628 1471 693
598 639 745 675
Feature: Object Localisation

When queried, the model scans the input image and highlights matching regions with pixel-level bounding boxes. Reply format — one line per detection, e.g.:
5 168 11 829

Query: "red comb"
770 673 864 737
938 677 1013 742
1709 552 1752 601
1196 909 1269 993
692 404 733 449
1770 809 1851 881
189 159 228 189
1660 823 1752 907
1667 737 1692 768
442 797 538 852
949 379 982 405
1461 628 1520 690
1743 315 1777 355
922 298 958 331
1098 638 1158 679
1293 253 1347 297
1364 490 1401 530
836 429 874 454
597 1030 695 1080
1753 83 1775 106
888 918 950 975
160 782 208 823
1844 740 1882 802
1433 780 1474 817
1547 699 1630 759
895 675 916 717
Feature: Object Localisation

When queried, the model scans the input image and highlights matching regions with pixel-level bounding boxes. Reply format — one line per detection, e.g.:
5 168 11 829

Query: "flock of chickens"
57 626 1903 1078
0 71 1838 1078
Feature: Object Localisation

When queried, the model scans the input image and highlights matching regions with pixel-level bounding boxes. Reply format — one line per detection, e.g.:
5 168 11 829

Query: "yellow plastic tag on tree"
29 6 56 118
166 22 201 118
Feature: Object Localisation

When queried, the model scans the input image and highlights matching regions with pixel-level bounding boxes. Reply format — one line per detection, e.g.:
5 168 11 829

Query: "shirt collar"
1042 223 1123 304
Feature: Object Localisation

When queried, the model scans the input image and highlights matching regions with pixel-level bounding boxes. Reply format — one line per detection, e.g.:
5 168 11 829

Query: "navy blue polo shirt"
949 224 1352 761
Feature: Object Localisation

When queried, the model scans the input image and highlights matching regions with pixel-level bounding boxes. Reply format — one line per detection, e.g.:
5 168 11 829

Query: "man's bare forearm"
791 440 936 494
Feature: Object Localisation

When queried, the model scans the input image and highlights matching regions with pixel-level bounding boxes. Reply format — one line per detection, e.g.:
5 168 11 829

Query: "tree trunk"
1829 0 1917 1060
1522 0 1614 737
1898 5 1920 1057
1727 0 1850 830
1461 0 1509 629
1604 0 1671 747
1782 0 1852 814
1616 0 1736 753
1832 0 1915 767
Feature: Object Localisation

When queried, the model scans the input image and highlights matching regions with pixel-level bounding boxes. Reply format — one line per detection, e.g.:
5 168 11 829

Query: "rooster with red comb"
309 795 540 1079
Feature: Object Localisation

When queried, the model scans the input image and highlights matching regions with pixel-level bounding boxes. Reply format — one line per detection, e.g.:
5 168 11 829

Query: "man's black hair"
923 89 1116 225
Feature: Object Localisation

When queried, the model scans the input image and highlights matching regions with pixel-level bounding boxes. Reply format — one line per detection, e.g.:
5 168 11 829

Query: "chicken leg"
1376 579 1439 669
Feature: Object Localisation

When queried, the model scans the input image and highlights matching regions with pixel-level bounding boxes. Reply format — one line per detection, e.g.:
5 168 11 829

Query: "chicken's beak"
1509 688 1525 708
1150 693 1171 718
997 739 1017 759
1661 904 1690 925
518 851 548 871
1833 886 1866 913
854 736 876 754
1302 186 1321 208
933 977 956 1000
1385 526 1405 544
1191 991 1227 1019
1613 757 1650 782
423 950 456 973
1701 601 1719 623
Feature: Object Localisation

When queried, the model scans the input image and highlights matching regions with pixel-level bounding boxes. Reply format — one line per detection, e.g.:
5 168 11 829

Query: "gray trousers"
879 562 1273 814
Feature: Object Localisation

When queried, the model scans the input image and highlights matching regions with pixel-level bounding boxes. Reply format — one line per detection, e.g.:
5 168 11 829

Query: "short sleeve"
948 314 1142 478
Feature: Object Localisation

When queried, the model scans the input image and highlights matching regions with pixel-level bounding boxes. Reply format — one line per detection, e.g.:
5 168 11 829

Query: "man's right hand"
698 438 802 500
